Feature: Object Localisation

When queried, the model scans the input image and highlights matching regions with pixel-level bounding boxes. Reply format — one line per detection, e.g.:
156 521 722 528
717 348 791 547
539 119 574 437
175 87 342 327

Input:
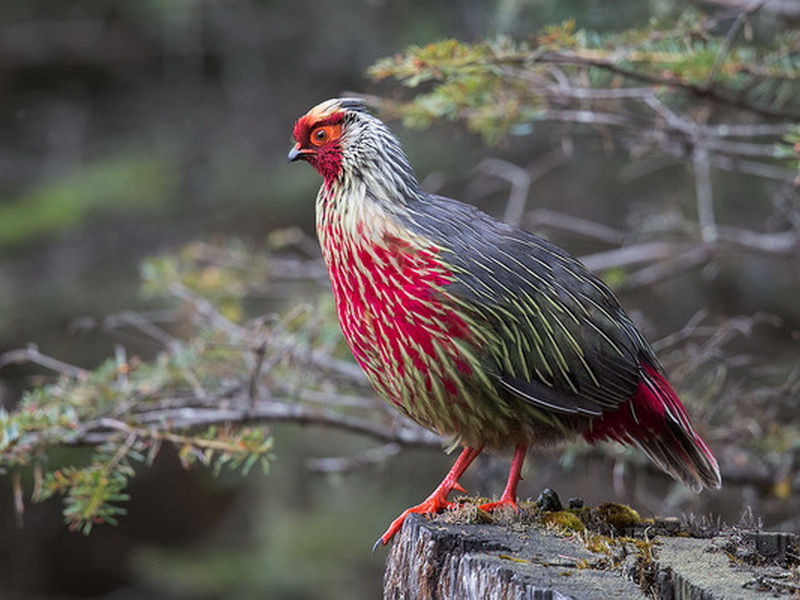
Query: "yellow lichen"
593 502 641 530
542 510 586 533
581 532 613 554
498 554 530 564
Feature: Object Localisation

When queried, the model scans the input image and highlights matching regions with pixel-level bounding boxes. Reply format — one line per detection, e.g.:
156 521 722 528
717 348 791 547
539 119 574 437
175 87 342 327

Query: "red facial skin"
291 113 345 186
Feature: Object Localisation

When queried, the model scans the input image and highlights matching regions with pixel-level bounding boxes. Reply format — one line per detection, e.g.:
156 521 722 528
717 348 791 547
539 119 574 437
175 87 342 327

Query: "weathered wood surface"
383 513 799 600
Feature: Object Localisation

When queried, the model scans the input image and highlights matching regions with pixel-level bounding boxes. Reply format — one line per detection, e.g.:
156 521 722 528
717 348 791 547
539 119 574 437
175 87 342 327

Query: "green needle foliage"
0 336 277 533
369 16 800 145
0 238 351 534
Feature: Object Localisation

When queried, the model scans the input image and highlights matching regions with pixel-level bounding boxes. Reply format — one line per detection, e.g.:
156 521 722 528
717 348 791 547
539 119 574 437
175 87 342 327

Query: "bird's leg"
376 446 483 546
479 443 526 512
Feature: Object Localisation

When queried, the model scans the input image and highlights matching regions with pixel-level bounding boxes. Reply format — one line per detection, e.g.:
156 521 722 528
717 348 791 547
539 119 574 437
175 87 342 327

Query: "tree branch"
0 344 89 379
74 396 443 450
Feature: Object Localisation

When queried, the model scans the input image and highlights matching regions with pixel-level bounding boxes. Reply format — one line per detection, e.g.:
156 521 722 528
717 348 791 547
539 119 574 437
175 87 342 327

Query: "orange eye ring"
310 126 331 146
309 123 342 147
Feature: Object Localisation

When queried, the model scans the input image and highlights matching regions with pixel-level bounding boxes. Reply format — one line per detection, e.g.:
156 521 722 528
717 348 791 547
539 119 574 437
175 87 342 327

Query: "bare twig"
101 311 182 350
652 309 713 352
693 140 718 242
478 158 532 227
709 153 797 182
707 123 795 137
706 0 767 87
248 338 268 406
574 225 799 276
623 246 713 289
716 224 800 255
579 242 692 272
528 209 627 245
306 442 403 473
12 471 23 528
0 344 89 379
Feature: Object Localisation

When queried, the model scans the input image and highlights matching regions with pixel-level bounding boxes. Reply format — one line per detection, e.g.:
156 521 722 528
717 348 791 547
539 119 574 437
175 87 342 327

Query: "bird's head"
288 98 368 184
289 98 421 201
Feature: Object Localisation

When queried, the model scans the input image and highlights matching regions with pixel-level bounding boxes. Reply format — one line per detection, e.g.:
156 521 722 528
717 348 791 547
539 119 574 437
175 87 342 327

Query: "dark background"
0 1 797 598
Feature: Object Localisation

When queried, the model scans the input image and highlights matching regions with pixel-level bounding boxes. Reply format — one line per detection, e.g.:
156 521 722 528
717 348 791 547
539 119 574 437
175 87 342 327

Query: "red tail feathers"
585 362 721 491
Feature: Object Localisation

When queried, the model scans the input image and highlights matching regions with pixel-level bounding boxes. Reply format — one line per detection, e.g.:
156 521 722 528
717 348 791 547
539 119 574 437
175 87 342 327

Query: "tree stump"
383 511 799 599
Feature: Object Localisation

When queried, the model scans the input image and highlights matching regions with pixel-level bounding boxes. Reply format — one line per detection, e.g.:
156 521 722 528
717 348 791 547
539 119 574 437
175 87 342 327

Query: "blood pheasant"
289 98 721 546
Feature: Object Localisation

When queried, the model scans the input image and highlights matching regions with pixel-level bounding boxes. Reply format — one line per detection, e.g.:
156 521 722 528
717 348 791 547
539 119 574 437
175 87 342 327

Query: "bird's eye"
310 127 330 146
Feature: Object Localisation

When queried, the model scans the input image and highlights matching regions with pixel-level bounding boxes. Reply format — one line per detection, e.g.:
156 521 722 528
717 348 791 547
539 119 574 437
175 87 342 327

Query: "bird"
288 97 721 546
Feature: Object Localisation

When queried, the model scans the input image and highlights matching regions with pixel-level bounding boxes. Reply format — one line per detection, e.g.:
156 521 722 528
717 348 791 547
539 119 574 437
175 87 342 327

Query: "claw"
478 497 521 513
376 446 483 547
478 443 526 515
376 494 456 547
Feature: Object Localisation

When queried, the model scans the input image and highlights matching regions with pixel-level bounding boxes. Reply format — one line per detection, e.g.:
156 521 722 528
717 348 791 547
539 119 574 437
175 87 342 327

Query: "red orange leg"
376 446 483 547
479 443 527 512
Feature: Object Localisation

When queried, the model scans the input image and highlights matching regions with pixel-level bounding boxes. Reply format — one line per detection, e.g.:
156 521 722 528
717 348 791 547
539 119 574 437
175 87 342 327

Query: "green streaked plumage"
401 194 647 420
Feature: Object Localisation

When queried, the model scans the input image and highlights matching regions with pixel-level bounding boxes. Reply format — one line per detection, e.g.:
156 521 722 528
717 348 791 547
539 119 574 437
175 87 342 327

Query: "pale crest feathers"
306 97 367 120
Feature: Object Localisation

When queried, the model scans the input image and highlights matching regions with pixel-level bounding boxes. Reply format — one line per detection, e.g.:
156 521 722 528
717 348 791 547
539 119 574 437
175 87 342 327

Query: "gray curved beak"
288 144 312 162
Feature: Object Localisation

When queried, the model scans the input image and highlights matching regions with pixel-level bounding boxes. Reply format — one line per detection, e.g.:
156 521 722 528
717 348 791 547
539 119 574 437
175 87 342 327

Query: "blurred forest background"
0 0 799 599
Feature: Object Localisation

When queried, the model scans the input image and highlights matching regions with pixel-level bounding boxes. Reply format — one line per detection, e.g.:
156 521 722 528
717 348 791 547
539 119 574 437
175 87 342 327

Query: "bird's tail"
633 417 721 493
585 363 721 492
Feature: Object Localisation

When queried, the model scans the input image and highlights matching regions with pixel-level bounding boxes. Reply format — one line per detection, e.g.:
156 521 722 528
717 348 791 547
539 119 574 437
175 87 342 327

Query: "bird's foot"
478 495 521 513
374 446 482 550
374 484 466 549
479 443 525 515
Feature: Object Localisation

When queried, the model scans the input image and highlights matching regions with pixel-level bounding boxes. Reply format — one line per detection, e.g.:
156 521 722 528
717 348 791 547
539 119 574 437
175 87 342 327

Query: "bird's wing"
407 195 653 417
